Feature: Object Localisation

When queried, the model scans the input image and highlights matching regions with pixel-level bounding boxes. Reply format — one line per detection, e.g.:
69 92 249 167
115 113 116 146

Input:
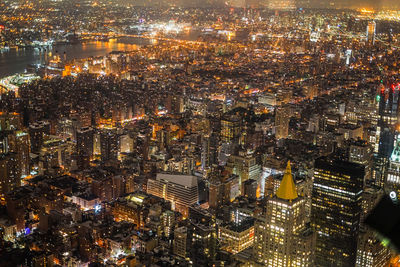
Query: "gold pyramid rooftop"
276 161 298 201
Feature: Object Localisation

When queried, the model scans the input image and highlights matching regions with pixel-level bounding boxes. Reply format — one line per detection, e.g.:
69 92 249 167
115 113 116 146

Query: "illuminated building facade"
378 83 400 127
112 192 163 228
100 128 119 162
275 106 291 139
208 174 239 209
385 134 400 200
349 140 373 182
147 173 198 217
76 127 94 168
221 115 241 143
255 162 315 266
29 121 50 153
0 153 20 197
356 187 391 267
356 230 392 267
367 21 376 45
173 226 187 258
161 210 175 237
312 157 364 267
218 218 254 254
226 150 262 192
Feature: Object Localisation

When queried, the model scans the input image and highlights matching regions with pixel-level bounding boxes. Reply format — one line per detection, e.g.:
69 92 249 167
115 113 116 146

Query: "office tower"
348 139 373 182
356 187 391 267
356 230 392 267
243 179 257 199
226 150 261 192
76 127 94 169
312 157 364 267
255 161 314 266
12 131 30 177
76 127 94 158
0 131 8 153
221 114 241 144
367 21 376 45
147 173 198 217
275 106 291 139
1 130 30 178
161 210 175 237
0 112 22 131
29 121 50 153
386 134 400 200
208 173 239 209
201 134 210 170
378 84 400 127
173 226 187 258
100 128 119 162
218 218 254 254
0 153 20 197
166 95 185 114
119 133 134 154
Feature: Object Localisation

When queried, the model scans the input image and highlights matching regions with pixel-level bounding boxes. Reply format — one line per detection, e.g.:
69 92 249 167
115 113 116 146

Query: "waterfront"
0 37 151 78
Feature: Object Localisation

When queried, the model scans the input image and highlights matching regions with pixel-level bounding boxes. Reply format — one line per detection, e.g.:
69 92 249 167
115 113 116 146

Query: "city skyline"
1 1 400 266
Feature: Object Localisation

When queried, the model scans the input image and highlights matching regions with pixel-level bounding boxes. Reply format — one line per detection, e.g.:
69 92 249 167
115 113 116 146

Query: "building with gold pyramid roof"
276 161 298 201
253 161 315 266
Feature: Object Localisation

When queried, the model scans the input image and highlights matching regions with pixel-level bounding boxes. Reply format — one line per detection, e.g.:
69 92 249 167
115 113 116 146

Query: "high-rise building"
0 112 22 131
226 150 261 192
76 127 94 158
275 106 291 139
356 229 392 267
243 179 258 199
356 187 391 267
12 131 30 178
208 173 239 209
378 83 400 127
218 218 254 254
254 161 315 266
221 114 241 144
0 153 20 197
386 133 400 200
100 128 119 162
312 157 364 267
29 121 50 153
173 226 187 258
76 127 94 168
367 21 376 45
348 139 373 182
147 173 198 217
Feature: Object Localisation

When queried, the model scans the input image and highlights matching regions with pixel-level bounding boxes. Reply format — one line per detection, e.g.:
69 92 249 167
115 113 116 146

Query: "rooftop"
156 173 198 188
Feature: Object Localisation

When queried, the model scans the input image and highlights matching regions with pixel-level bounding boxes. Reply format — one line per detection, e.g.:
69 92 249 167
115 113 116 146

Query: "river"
0 37 151 78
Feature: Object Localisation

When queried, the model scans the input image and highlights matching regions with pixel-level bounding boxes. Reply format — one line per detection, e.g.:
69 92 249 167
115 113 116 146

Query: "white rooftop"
156 173 198 188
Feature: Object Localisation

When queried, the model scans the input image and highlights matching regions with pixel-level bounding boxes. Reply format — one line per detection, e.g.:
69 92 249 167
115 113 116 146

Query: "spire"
276 161 298 201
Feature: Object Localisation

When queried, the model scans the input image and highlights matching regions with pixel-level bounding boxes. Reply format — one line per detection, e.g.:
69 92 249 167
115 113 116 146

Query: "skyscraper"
312 157 364 267
221 114 241 144
254 161 315 266
76 127 94 168
0 153 20 197
147 173 198 217
367 21 376 45
275 106 291 139
173 226 187 258
386 133 400 200
100 128 119 162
